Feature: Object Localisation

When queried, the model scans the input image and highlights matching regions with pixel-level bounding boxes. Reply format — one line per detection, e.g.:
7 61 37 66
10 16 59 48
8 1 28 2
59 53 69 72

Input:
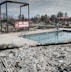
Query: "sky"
0 0 71 18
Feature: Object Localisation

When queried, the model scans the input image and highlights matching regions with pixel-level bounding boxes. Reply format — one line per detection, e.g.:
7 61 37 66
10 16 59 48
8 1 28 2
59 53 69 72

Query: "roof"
0 1 29 6
57 17 71 19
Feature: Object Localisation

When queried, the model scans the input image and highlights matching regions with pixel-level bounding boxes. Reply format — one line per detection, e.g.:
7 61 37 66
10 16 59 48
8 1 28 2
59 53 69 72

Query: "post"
28 4 30 30
0 5 2 33
6 2 8 33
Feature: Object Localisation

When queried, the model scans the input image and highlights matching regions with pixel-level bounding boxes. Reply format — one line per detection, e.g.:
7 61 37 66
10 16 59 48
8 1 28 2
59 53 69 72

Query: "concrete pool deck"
0 28 71 46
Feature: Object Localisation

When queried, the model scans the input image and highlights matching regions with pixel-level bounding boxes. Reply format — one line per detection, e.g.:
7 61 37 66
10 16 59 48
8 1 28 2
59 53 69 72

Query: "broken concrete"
0 44 71 72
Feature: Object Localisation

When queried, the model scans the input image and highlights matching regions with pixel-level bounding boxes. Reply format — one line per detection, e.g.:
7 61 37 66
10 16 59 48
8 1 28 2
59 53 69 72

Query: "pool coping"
36 41 71 47
0 28 71 47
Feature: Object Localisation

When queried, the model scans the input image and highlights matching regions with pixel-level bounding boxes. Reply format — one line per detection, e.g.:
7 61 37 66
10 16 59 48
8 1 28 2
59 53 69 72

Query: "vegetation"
31 11 69 23
30 11 71 28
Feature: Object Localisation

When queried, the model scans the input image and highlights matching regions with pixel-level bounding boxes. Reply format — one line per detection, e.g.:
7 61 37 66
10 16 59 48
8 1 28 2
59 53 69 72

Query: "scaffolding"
0 0 29 33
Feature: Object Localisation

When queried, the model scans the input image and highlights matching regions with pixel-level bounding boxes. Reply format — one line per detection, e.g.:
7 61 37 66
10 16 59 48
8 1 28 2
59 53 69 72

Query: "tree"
44 14 49 23
22 14 24 20
41 15 45 21
50 14 56 22
18 14 21 20
36 14 41 23
57 11 63 17
18 14 24 20
65 12 68 17
31 17 34 21
33 16 38 23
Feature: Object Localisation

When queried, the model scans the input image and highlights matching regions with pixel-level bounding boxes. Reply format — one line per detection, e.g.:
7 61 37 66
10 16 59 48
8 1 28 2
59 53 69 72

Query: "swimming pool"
22 30 71 44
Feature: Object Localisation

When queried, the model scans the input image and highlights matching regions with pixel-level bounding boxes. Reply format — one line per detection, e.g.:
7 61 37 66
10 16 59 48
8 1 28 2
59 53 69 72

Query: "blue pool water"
23 31 71 44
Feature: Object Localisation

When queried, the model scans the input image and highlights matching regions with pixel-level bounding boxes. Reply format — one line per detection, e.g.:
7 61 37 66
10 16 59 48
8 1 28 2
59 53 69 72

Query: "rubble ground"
0 44 71 72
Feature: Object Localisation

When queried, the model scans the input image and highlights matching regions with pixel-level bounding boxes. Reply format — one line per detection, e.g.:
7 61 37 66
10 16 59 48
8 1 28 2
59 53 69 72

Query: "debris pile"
0 44 71 72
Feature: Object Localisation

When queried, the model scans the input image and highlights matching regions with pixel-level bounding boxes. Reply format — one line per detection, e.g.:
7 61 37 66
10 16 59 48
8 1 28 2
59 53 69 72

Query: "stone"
0 44 71 72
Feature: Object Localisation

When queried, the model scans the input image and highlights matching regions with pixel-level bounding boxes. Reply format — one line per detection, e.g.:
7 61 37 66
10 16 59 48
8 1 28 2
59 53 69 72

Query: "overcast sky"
0 0 71 18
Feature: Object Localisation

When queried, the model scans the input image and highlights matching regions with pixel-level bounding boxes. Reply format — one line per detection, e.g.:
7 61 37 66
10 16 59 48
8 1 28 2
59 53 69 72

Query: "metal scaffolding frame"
0 0 29 33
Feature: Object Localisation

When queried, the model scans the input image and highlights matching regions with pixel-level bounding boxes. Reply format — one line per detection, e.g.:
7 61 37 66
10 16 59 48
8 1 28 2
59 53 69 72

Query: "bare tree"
57 11 63 17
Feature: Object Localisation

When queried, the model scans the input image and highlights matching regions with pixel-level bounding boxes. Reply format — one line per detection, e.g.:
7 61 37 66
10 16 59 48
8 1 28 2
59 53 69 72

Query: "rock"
58 60 64 63
15 62 22 70
0 44 71 72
